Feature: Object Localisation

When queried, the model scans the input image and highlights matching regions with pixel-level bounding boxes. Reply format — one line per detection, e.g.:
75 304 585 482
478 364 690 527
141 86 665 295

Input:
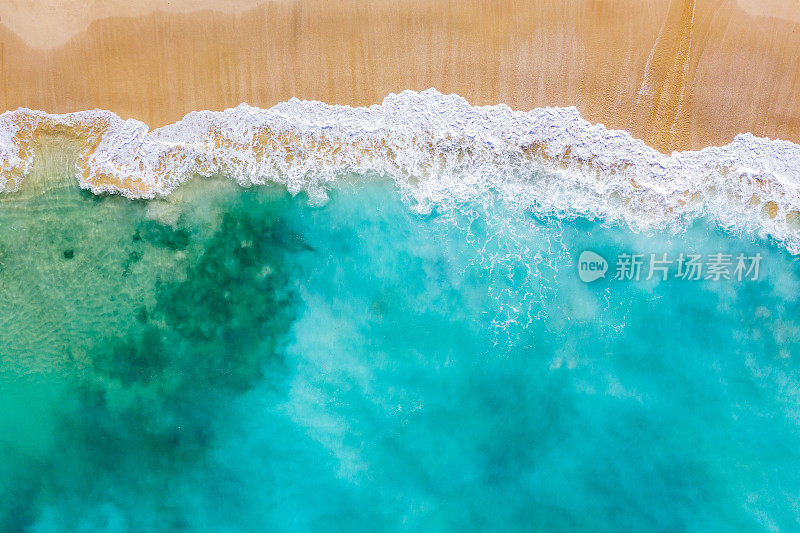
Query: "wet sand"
1 0 799 153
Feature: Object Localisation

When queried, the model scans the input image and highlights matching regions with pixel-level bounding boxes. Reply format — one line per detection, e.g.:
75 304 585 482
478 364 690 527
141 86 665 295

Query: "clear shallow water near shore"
2 157 800 530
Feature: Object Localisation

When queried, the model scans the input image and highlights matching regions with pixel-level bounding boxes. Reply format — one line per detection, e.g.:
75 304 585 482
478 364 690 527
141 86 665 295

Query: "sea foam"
1 89 799 251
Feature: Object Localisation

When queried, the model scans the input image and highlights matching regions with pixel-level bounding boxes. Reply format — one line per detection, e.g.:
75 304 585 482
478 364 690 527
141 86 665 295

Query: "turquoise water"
1 165 800 531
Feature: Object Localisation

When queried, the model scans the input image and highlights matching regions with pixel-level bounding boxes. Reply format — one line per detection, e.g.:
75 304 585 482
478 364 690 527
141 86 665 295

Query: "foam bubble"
1 89 800 251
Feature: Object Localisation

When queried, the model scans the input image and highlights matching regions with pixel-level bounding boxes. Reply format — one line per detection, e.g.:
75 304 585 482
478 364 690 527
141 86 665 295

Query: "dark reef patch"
85 188 303 445
1 187 309 530
138 219 191 251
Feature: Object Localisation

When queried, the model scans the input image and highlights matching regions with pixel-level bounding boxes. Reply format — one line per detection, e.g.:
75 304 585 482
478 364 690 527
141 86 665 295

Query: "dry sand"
1 0 799 153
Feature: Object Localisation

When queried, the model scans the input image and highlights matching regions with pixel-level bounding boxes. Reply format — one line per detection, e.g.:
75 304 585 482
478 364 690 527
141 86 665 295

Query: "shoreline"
2 89 800 253
1 0 799 154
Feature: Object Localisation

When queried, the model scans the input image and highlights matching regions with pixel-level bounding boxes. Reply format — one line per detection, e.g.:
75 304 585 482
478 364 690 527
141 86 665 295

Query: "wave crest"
2 89 800 251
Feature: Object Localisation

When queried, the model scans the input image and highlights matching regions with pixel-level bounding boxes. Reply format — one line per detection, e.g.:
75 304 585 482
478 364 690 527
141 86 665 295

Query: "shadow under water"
1 165 800 531
0 172 307 530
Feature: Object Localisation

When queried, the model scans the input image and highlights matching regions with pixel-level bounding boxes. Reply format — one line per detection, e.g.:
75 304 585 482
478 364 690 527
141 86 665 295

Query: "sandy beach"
1 0 799 153
4 5 800 530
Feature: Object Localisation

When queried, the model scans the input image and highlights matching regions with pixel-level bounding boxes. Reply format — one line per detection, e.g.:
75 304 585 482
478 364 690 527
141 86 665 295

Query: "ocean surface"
2 92 800 531
1 156 800 531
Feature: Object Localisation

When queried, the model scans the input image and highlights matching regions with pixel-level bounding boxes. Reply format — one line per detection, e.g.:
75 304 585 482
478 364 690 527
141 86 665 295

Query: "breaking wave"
1 89 800 251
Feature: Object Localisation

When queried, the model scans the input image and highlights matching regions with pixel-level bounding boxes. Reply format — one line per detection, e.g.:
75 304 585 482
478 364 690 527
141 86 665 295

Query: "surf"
2 89 800 252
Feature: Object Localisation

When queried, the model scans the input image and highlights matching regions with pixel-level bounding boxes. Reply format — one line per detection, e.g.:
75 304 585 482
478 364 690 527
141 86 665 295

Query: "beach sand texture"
1 0 799 153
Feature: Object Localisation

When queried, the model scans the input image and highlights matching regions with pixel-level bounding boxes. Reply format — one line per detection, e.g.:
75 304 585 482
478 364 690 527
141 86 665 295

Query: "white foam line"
1 89 800 251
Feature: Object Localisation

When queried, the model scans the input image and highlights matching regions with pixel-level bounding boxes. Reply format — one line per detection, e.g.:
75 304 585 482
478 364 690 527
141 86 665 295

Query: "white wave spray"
1 89 799 251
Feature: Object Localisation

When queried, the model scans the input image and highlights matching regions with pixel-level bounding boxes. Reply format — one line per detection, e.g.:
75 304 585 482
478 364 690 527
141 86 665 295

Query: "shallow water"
2 163 800 531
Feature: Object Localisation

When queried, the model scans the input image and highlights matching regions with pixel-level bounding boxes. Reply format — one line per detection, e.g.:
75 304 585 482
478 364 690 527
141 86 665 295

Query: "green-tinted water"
2 157 800 530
